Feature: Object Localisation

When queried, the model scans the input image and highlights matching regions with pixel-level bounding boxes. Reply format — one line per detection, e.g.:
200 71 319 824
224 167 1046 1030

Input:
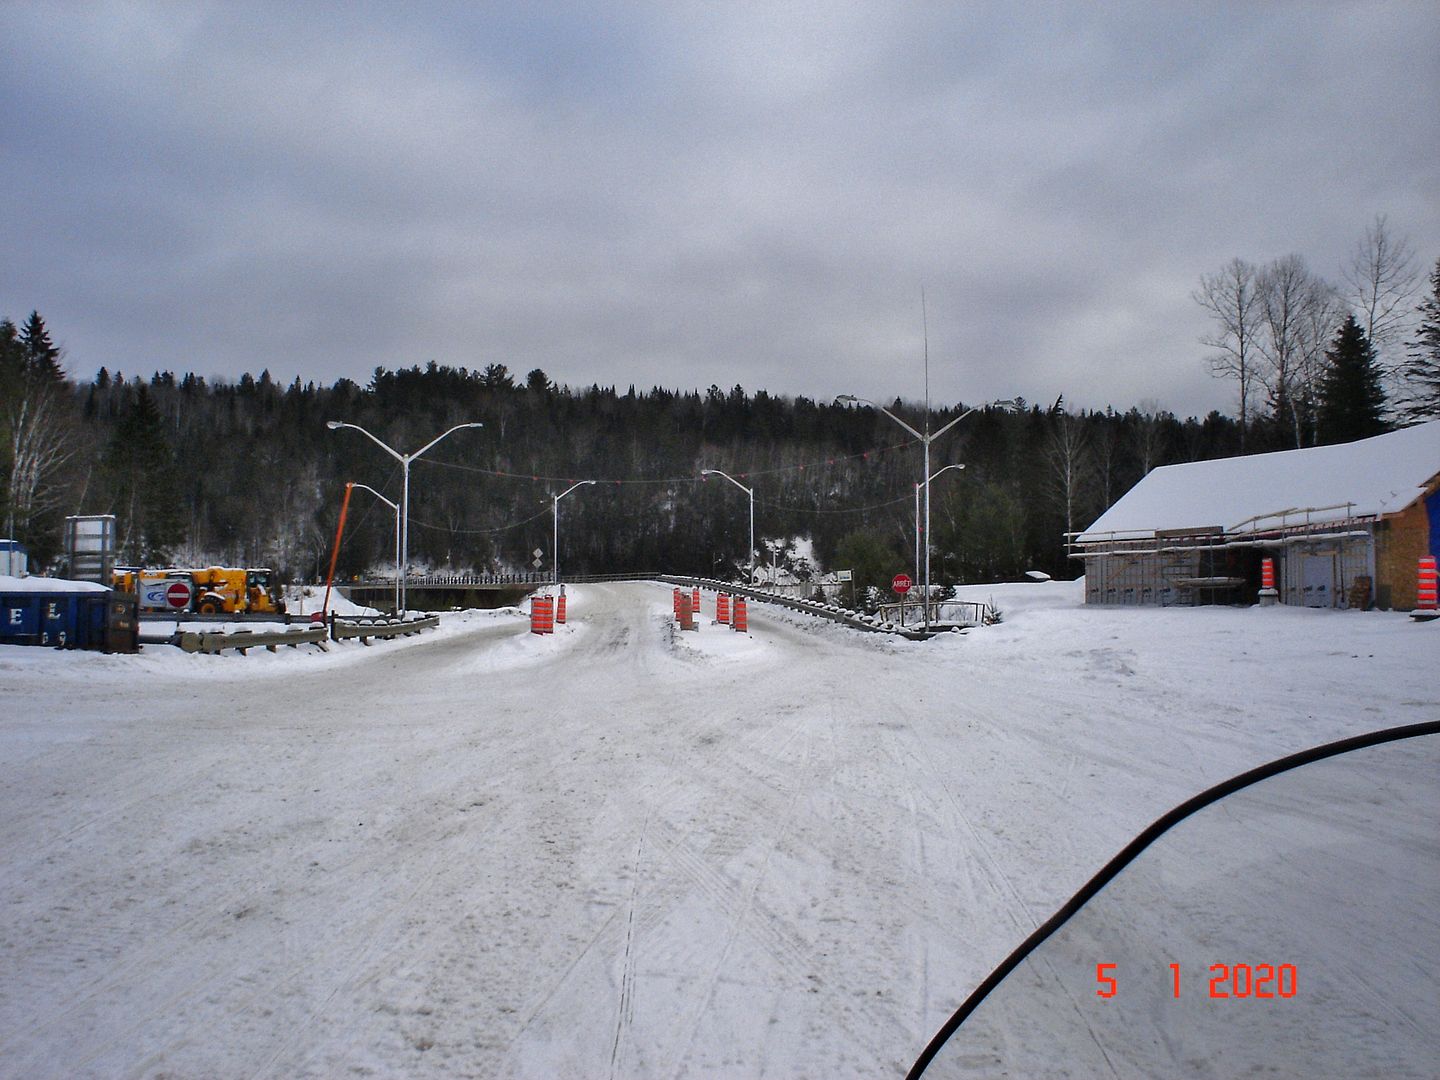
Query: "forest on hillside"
3 251 1437 604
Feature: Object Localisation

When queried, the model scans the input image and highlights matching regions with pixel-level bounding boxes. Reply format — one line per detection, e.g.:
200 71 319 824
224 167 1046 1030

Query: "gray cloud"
2 2 1436 416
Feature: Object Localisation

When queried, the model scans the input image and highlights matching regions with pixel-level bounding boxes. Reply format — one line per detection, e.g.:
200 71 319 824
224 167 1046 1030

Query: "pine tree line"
1195 216 1437 445
5 277 1437 591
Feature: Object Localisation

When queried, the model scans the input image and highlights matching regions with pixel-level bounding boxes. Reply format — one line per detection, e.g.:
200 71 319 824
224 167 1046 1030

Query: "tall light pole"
915 464 965 624
836 396 1013 632
552 480 597 589
347 482 400 615
701 469 755 587
326 420 483 617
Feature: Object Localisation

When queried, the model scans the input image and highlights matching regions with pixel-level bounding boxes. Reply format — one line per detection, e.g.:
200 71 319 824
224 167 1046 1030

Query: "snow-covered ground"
0 581 1435 1077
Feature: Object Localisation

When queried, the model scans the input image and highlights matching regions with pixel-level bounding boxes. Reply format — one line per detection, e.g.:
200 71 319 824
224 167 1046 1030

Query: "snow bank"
282 585 381 617
950 576 1086 619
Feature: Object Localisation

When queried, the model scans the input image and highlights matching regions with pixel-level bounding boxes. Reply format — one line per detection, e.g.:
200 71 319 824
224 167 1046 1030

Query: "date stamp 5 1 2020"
1096 963 1297 1000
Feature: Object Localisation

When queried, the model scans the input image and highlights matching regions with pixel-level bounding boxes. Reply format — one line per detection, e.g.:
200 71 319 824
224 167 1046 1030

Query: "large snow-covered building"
1072 421 1440 610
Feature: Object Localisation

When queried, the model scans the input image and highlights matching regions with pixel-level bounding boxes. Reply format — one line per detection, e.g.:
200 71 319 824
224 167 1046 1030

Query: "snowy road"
1 581 1435 1077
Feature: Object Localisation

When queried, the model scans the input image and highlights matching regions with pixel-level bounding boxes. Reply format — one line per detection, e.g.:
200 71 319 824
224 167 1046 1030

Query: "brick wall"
1375 475 1440 609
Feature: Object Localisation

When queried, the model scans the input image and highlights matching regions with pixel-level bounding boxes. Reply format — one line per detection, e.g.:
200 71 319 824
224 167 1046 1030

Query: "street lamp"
347 482 400 615
552 480 597 589
326 420 483 616
835 395 1014 632
915 464 965 612
700 469 755 587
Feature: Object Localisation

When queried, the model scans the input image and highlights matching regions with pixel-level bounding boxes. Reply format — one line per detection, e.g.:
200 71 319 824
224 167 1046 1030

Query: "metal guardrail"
177 625 330 654
658 576 964 640
331 615 440 643
153 614 442 653
876 599 993 627
352 572 549 588
348 571 661 589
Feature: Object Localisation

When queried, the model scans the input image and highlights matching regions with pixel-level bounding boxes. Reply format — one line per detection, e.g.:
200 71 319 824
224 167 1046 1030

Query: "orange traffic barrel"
556 587 567 624
1418 556 1438 610
692 586 701 613
717 593 731 624
673 587 682 616
732 596 748 633
1261 557 1275 590
530 596 554 635
677 592 696 631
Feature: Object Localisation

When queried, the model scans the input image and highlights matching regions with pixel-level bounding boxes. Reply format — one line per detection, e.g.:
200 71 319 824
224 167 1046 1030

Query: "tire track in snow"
650 818 813 984
49 805 487 1080
12 745 520 1078
664 721 812 1078
607 814 647 1079
0 752 232 864
504 709 700 1060
895 737 1041 938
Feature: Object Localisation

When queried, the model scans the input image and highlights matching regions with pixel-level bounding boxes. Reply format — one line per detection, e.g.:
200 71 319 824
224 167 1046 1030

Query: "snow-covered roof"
1077 420 1440 542
0 574 110 593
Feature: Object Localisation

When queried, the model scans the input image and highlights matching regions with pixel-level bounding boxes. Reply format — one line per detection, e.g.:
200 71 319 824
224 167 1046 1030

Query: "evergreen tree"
0 319 21 380
19 311 65 383
1316 315 1388 444
104 386 187 563
1399 258 1440 423
832 530 904 612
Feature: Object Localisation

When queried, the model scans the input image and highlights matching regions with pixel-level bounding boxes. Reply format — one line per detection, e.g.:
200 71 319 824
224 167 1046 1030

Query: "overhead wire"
345 436 924 536
412 438 920 486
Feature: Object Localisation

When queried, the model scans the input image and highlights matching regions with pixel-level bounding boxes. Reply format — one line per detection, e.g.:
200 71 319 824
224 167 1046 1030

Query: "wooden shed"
1072 421 1440 610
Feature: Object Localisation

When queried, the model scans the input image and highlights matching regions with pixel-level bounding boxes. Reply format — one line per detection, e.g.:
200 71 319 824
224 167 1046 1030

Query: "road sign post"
892 573 912 626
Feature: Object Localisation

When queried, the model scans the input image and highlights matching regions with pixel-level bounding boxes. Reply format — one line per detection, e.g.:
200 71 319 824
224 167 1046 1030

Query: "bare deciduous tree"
1046 408 1093 541
1128 400 1169 474
1195 258 1262 448
4 381 77 543
1256 255 1343 447
1344 214 1420 368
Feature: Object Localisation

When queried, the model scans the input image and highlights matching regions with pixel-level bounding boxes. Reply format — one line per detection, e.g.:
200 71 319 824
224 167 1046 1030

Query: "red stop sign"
165 580 192 609
892 573 912 594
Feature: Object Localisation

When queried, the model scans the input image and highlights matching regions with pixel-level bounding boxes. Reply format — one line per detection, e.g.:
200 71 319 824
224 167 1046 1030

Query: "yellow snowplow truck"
113 567 286 615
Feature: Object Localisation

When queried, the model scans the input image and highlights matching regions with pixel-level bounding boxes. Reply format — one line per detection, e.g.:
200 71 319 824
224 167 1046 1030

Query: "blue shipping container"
0 590 115 649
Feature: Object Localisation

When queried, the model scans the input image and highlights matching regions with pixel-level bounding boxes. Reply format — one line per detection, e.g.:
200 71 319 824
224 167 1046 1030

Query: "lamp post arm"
701 469 753 497
555 479 597 503
929 406 980 443
874 403 926 442
330 422 404 463
412 421 483 461
348 483 398 511
835 396 926 442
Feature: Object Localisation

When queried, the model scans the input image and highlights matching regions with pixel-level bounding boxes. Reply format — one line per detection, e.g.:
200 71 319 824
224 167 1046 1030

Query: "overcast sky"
2 2 1436 417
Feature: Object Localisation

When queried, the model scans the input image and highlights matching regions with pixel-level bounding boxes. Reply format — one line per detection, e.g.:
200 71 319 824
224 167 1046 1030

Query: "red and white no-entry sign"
165 580 192 609
892 573 912 594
